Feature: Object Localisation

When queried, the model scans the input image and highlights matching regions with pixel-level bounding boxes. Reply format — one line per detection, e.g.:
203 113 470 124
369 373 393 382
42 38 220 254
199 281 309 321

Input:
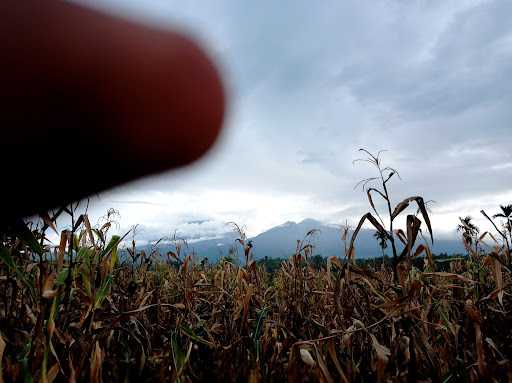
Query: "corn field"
1 151 511 382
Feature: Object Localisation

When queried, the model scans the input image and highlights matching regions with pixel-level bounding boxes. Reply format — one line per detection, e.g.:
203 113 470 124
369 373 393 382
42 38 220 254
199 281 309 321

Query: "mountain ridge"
141 218 465 262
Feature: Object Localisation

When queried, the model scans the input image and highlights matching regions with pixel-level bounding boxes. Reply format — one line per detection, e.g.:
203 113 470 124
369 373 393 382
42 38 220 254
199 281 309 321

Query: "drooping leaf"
14 219 44 255
398 215 422 260
348 213 387 258
394 229 407 245
98 235 121 260
82 215 95 244
392 196 433 244
39 212 58 234
367 187 386 223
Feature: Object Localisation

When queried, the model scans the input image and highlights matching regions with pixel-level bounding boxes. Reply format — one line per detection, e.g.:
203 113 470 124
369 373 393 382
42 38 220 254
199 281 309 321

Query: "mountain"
145 218 465 262
249 218 464 259
250 218 345 259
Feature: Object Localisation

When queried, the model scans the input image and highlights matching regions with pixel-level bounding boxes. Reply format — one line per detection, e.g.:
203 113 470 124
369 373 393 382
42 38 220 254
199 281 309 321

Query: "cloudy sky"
71 0 512 243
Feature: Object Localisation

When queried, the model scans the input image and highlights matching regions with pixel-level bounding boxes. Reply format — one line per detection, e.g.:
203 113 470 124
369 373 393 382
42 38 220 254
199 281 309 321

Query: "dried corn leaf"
369 333 390 383
348 213 386 259
391 196 433 244
299 348 316 367
327 341 349 383
0 333 5 383
46 363 59 383
90 341 103 383
314 345 334 383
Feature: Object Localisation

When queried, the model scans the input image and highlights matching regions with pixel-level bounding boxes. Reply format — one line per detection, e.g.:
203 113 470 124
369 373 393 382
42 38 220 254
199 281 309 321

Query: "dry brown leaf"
341 225 349 241
494 259 504 305
399 336 410 363
370 334 390 362
0 333 5 383
57 230 70 272
392 196 434 244
395 229 408 245
299 348 316 367
90 341 103 383
327 341 349 383
423 272 476 284
46 363 59 383
25 304 37 325
210 323 224 334
369 333 390 383
475 323 487 377
465 300 482 324
326 257 332 286
82 215 95 247
248 368 261 383
69 356 76 383
42 272 57 299
314 345 334 383
40 212 58 234
348 212 387 259
367 188 385 223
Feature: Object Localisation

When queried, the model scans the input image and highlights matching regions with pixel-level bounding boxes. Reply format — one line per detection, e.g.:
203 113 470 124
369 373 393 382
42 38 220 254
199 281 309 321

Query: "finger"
0 0 225 222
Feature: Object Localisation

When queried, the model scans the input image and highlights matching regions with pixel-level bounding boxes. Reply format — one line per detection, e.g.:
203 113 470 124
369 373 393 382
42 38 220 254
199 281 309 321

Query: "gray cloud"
339 1 512 120
75 0 512 238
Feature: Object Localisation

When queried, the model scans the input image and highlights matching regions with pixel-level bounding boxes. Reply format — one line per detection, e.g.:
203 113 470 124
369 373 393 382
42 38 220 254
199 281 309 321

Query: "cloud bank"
68 0 512 243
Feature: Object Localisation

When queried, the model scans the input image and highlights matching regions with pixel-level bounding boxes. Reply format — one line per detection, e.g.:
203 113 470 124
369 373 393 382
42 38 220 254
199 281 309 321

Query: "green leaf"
110 243 118 270
73 234 79 251
18 341 33 383
15 220 44 256
0 246 37 302
171 331 186 371
253 307 267 342
99 235 122 260
76 247 95 266
94 275 112 309
180 325 214 347
80 268 92 298
55 268 69 286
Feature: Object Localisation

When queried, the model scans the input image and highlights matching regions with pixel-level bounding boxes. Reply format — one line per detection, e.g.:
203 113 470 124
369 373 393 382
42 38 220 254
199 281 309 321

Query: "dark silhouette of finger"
0 0 225 222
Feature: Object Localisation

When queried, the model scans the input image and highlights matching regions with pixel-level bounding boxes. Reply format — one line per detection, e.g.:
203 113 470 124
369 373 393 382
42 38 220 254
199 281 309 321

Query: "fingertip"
0 0 227 220
106 28 226 172
65 2 227 175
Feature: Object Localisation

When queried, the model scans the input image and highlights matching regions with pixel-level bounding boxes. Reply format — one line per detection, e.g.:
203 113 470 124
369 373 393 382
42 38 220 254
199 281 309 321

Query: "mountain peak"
298 218 322 226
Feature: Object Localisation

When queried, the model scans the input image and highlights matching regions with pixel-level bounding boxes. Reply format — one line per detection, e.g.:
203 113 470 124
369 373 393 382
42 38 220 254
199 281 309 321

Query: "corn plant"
0 152 510 382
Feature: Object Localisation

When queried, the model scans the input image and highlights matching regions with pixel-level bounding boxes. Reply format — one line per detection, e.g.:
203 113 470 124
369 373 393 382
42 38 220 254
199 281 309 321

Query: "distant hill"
250 218 465 259
144 218 465 263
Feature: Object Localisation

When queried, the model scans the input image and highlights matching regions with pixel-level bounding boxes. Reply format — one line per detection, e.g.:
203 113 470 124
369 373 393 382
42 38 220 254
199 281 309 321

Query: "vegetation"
0 150 510 382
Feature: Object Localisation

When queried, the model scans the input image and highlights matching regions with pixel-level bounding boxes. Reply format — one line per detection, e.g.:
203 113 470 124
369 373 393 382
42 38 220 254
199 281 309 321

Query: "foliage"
0 151 511 382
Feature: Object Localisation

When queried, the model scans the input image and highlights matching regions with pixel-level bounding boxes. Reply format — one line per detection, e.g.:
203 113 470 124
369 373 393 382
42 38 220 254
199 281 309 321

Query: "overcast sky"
71 0 512 243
